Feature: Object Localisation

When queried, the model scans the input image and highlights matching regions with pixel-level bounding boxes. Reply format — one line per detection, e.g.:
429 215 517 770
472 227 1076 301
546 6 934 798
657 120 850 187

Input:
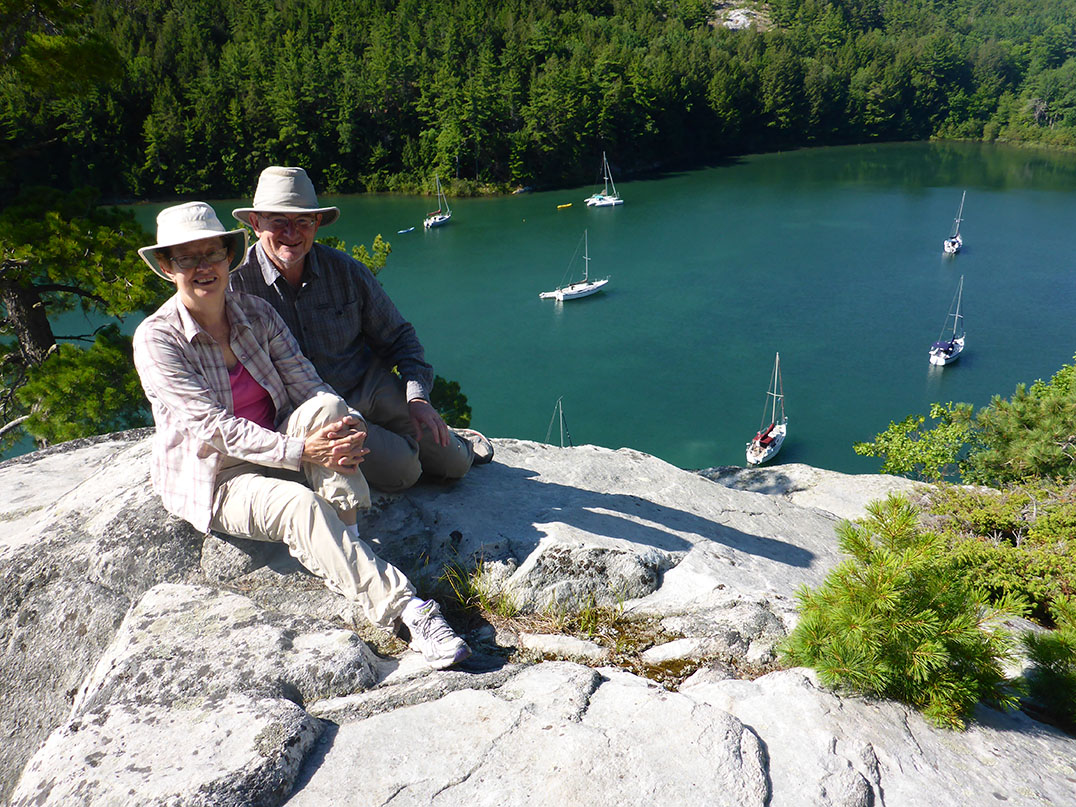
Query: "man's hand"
302 416 369 473
409 399 450 447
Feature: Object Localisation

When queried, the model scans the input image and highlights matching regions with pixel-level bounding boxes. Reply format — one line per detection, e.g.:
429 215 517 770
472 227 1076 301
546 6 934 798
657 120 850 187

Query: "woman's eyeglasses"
169 248 229 270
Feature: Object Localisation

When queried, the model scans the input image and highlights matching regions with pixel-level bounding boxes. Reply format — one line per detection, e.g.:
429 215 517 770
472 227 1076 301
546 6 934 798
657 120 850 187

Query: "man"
231 166 492 493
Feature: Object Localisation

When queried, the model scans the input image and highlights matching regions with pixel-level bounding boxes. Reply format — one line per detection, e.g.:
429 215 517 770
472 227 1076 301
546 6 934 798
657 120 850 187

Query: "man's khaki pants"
349 359 473 493
211 394 413 629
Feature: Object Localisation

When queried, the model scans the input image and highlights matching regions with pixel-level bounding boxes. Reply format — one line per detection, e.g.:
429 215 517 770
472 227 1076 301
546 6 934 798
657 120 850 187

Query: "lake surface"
23 141 1076 473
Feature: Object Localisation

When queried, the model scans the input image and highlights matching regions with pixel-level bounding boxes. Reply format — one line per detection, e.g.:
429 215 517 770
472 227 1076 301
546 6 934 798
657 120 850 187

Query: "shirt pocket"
303 294 361 355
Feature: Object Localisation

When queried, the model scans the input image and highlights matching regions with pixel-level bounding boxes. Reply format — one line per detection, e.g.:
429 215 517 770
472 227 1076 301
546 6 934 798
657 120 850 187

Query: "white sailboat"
539 229 609 301
746 352 787 466
943 190 965 254
929 275 965 366
583 152 623 207
423 175 452 229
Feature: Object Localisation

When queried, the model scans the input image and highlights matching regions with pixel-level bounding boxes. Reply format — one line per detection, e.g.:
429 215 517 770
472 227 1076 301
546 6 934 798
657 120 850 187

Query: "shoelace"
414 604 457 642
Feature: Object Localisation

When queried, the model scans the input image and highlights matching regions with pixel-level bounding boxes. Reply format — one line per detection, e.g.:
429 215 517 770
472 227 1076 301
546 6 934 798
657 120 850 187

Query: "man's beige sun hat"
232 166 340 227
138 202 248 280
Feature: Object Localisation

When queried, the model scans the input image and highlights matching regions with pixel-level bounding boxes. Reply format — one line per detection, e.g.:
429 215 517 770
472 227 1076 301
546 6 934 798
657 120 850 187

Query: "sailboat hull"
584 194 623 207
746 420 787 465
929 335 965 366
540 277 609 301
943 234 962 254
424 176 451 228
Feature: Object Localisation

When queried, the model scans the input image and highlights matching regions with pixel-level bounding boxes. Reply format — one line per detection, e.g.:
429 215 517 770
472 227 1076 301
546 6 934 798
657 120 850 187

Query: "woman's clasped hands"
301 415 369 473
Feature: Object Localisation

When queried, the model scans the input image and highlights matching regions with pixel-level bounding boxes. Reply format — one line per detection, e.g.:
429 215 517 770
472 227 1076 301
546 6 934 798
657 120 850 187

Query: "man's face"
249 212 321 273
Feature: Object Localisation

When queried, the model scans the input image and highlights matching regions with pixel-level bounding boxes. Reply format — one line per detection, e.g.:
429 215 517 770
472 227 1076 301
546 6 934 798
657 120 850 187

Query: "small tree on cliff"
780 494 1022 729
0 187 163 448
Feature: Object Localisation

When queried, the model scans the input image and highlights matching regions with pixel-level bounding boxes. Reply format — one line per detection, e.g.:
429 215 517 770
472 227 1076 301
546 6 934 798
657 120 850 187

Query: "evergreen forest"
6 0 1076 201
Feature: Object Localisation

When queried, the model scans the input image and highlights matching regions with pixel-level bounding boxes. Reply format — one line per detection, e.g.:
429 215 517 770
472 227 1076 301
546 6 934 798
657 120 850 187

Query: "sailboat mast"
546 397 574 448
560 400 574 447
582 230 589 282
758 353 783 428
953 190 965 237
952 275 964 337
770 353 782 423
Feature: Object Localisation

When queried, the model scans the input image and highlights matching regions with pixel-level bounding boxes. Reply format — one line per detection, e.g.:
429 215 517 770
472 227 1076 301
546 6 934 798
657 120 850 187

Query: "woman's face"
160 236 231 308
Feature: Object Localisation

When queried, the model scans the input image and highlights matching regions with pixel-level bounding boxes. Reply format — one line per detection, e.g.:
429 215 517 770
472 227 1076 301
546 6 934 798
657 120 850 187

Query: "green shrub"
1022 597 1076 732
965 363 1076 486
928 486 1029 540
855 357 1076 487
852 402 974 482
780 495 1022 729
924 485 1076 623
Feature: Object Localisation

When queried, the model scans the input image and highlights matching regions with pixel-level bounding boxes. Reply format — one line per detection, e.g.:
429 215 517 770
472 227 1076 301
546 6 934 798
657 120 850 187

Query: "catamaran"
423 175 452 229
539 229 609 301
746 352 787 466
929 275 965 366
943 190 965 254
584 152 623 207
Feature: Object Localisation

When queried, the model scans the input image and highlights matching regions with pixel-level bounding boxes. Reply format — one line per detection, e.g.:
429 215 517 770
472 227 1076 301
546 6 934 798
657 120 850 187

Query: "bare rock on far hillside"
711 3 770 31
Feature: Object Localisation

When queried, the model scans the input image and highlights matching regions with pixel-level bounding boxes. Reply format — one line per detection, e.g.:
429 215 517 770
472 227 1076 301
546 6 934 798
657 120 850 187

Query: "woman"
133 201 469 669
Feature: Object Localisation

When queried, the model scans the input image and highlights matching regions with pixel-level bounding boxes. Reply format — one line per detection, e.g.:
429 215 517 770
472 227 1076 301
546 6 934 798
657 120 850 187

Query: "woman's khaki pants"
211 395 414 629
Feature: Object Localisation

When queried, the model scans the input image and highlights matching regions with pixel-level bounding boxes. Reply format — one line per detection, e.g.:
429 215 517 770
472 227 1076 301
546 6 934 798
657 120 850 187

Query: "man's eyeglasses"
257 215 318 232
169 248 229 270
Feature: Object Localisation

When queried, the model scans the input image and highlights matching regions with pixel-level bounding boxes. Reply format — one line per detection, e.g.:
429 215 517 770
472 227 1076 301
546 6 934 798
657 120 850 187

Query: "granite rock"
2 431 1073 807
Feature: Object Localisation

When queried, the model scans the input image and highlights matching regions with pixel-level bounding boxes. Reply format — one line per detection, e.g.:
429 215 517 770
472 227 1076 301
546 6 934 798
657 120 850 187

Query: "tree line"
5 0 1076 202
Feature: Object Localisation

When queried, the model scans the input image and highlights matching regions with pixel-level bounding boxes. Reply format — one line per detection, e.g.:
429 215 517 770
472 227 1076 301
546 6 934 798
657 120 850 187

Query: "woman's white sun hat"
231 166 340 227
138 202 248 280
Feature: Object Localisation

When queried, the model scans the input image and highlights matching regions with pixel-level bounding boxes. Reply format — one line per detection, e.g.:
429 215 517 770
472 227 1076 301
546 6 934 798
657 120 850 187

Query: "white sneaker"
402 599 471 669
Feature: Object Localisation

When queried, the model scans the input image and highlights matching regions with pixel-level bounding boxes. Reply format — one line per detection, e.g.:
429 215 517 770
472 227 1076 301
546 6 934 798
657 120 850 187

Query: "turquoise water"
18 141 1076 472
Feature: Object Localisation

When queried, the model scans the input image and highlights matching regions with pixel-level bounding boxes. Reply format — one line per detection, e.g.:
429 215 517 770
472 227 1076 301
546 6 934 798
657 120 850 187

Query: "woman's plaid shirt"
133 292 350 532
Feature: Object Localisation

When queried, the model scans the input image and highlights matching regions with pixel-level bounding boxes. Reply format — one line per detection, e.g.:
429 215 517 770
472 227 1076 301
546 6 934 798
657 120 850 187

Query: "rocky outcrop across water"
1 433 1073 806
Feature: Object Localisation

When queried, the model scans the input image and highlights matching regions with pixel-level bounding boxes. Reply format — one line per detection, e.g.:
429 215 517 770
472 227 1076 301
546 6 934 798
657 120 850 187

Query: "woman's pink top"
229 361 276 431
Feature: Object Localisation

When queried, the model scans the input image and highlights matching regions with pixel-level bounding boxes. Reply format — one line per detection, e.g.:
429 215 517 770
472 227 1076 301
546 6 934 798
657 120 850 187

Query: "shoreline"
104 136 1076 209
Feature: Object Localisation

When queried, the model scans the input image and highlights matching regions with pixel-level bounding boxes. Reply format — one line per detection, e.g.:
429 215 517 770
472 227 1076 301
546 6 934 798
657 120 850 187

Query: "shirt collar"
170 293 252 343
254 241 320 287
225 294 253 335
172 295 204 343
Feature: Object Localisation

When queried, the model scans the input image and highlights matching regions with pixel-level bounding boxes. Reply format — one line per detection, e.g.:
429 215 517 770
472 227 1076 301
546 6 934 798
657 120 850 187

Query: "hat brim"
232 206 340 228
137 229 249 281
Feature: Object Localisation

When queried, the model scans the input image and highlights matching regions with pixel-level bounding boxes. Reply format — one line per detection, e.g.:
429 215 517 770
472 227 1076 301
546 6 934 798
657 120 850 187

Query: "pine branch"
35 283 108 306
0 414 29 439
